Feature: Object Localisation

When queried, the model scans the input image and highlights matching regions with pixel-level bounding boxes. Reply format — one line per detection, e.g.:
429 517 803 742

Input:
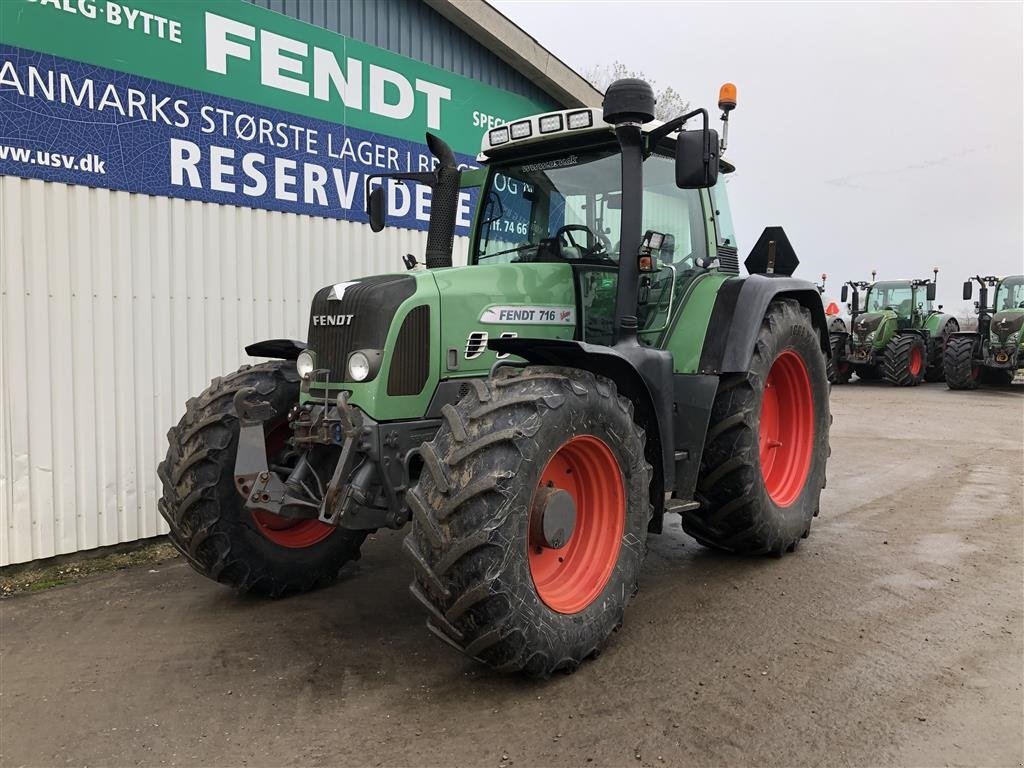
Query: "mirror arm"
646 108 709 151
363 171 437 206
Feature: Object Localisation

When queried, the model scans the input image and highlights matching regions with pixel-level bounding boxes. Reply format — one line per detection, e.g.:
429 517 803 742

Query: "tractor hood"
301 262 581 422
989 309 1024 344
853 313 885 334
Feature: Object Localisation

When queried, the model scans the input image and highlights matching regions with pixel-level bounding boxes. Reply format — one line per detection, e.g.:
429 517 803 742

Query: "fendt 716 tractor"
831 271 958 386
944 274 1024 389
159 80 832 677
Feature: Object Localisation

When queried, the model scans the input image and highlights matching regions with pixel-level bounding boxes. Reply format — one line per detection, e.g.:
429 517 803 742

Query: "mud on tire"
157 362 365 596
404 366 651 677
681 299 830 556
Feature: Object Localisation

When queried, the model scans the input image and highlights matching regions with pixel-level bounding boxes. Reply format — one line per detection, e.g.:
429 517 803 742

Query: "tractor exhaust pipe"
423 132 460 269
603 79 656 345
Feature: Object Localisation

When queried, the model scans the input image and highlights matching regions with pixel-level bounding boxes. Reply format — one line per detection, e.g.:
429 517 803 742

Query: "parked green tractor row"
829 270 958 386
944 275 1024 389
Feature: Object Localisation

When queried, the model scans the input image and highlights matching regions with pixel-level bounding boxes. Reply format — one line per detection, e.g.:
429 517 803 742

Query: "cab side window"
710 178 736 249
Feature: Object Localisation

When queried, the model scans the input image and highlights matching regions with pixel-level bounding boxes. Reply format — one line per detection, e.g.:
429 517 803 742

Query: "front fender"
245 338 308 360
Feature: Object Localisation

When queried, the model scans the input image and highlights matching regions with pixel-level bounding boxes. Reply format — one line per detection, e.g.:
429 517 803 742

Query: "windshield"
865 282 927 316
994 276 1024 311
473 148 703 268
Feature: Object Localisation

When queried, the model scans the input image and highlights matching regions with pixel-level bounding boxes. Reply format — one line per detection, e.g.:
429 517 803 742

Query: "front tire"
925 319 958 382
404 367 651 677
943 336 979 390
883 334 926 386
681 299 830 555
157 362 365 596
828 333 852 385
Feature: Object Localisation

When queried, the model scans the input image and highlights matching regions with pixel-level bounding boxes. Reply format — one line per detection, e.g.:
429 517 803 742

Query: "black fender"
698 274 829 374
489 337 673 530
245 338 308 360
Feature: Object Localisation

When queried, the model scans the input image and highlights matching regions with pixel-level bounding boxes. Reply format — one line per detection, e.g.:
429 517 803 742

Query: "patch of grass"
0 541 180 597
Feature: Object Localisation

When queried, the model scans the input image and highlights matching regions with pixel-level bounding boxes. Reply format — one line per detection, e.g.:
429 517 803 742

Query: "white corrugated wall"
0 176 468 565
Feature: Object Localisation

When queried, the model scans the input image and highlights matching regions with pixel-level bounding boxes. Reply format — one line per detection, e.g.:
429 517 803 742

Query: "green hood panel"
433 263 578 376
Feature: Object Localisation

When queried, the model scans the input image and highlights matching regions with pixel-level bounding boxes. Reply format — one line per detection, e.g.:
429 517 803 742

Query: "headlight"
345 349 383 382
865 331 876 342
296 350 316 379
348 351 371 382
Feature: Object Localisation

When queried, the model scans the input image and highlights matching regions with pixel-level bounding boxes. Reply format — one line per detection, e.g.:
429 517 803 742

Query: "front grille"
388 305 431 396
306 275 415 381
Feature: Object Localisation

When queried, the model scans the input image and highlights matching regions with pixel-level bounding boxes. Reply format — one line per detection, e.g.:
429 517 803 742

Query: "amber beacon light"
718 82 737 112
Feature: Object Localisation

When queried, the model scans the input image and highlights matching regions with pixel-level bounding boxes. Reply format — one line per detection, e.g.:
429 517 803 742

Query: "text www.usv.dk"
0 145 106 174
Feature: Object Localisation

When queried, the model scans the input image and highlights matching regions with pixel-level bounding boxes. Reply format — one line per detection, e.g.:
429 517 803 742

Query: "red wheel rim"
247 422 334 549
970 366 979 380
528 435 624 615
908 346 923 376
760 350 815 507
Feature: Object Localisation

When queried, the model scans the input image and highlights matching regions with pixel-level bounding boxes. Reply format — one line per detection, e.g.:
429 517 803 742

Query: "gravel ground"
2 382 1021 767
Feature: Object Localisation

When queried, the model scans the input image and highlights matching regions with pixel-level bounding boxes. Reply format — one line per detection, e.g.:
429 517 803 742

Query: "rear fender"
698 275 829 374
489 337 672 531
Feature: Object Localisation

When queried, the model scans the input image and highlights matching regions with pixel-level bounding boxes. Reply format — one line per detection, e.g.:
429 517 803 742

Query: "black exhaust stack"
423 133 460 269
602 79 656 345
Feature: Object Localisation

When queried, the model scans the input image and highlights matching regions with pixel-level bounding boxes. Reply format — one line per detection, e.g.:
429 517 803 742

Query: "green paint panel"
0 0 549 155
664 272 730 373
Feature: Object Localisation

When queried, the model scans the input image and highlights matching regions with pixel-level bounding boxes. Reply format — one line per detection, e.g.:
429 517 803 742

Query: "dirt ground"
2 382 1022 768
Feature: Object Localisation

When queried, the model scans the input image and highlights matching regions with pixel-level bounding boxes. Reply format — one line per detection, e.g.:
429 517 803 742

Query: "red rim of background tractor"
247 421 335 549
908 346 923 376
760 350 815 507
528 435 625 615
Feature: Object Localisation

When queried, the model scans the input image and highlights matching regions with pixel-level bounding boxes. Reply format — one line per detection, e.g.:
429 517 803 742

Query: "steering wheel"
553 225 611 260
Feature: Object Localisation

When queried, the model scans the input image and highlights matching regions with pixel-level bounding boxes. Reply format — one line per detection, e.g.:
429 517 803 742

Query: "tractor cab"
471 107 735 347
863 280 933 330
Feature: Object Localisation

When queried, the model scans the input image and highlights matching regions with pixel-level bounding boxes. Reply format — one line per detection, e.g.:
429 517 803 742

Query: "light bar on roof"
488 126 510 145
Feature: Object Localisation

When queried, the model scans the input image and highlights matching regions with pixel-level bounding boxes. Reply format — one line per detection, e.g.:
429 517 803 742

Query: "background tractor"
158 79 832 677
832 270 958 386
944 274 1024 389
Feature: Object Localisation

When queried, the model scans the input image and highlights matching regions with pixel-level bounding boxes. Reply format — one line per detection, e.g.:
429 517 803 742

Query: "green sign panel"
0 0 552 155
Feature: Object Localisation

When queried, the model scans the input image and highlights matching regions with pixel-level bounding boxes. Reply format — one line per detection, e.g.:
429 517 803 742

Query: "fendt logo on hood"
312 314 354 326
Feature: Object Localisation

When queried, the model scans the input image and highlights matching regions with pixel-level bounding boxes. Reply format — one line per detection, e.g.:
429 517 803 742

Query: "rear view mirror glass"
841 285 849 302
368 187 386 232
962 281 972 300
675 128 720 189
926 283 937 301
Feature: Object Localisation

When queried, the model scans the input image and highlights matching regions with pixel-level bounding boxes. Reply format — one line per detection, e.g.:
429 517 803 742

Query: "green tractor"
944 275 1024 388
832 270 958 385
158 80 832 677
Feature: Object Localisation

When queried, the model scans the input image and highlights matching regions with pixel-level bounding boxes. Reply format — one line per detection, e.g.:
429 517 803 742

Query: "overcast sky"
492 0 1023 308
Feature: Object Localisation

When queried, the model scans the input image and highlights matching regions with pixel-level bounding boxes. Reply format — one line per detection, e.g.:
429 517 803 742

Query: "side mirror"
962 281 973 300
368 187 386 233
841 285 849 302
676 127 720 189
926 283 936 301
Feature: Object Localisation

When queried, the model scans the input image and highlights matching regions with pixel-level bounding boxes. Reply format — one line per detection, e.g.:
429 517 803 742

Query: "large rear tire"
681 299 830 555
404 366 651 677
943 336 979 390
158 362 365 596
882 334 926 387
